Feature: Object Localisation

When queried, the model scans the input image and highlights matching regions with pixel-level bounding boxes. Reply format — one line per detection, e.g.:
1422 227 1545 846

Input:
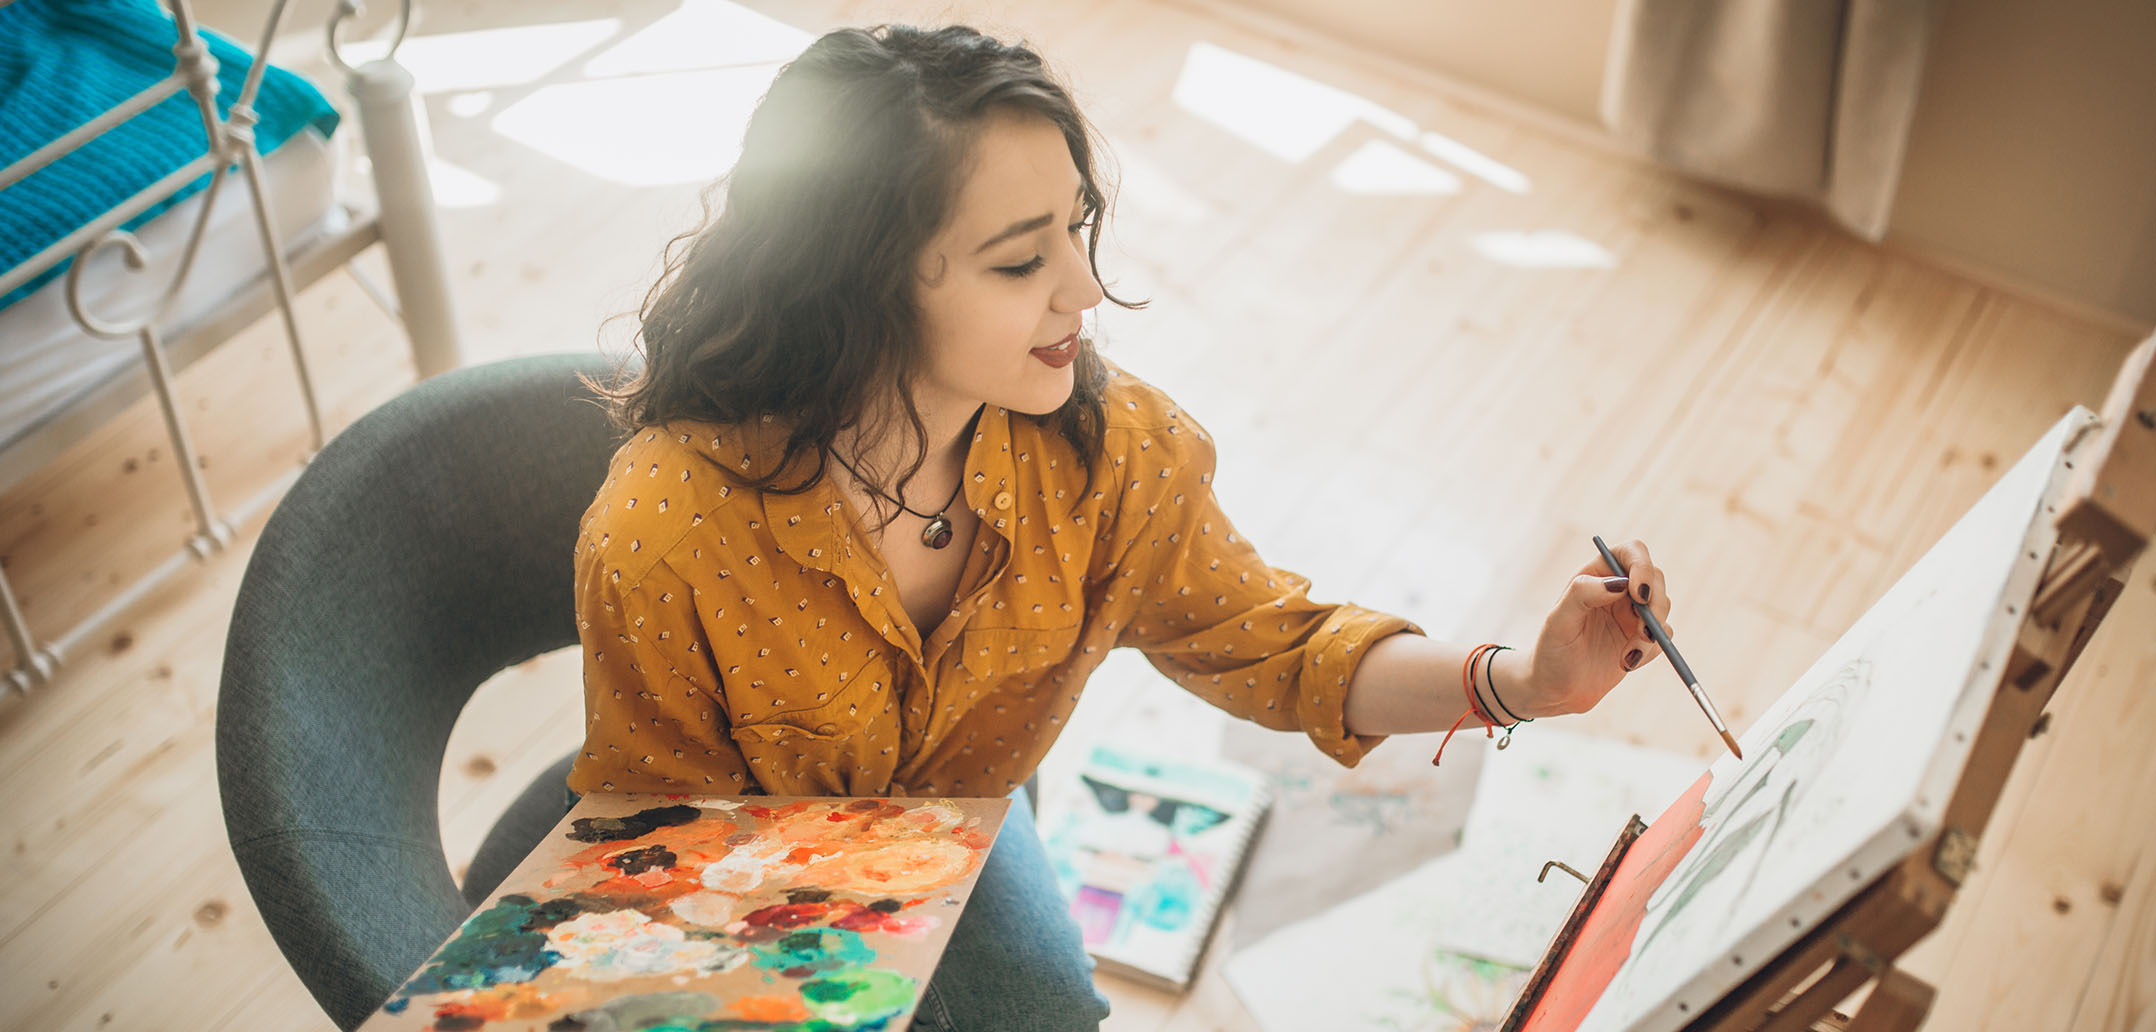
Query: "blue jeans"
915 784 1112 1032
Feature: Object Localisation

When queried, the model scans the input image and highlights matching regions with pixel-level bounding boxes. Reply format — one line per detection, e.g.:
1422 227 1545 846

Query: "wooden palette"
360 794 1010 1032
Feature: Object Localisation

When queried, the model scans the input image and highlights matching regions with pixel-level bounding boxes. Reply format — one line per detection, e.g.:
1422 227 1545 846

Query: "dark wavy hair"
588 24 1145 530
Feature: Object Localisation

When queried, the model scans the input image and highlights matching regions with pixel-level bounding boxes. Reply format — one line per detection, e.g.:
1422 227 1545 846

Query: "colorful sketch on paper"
1053 772 1232 945
1039 745 1267 985
359 795 1007 1032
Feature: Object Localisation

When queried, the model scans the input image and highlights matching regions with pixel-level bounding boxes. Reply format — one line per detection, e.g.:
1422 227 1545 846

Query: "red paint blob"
743 901 839 929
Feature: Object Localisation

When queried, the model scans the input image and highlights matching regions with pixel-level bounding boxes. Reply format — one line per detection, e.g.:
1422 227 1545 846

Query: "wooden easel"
1503 334 2156 1032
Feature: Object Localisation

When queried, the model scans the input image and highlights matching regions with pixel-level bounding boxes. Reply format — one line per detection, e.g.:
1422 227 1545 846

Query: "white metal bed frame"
0 0 461 693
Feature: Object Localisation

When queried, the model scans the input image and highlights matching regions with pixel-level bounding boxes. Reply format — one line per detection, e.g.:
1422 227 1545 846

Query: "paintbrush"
1592 535 1743 760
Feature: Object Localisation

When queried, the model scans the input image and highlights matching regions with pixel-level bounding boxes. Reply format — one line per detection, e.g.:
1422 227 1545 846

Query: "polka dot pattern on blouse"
565 358 1424 798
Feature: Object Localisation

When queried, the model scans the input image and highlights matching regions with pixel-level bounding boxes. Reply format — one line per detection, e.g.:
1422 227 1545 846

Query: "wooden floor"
2 0 2151 1028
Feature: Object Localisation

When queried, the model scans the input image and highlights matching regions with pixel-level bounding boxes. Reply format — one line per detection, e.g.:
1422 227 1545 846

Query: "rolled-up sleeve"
1104 404 1424 767
566 554 753 795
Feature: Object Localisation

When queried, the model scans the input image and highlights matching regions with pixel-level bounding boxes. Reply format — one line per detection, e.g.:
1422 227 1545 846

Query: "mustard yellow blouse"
566 360 1425 797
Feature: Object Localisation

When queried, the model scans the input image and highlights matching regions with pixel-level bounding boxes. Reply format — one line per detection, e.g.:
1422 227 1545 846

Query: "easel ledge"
1503 334 2156 1032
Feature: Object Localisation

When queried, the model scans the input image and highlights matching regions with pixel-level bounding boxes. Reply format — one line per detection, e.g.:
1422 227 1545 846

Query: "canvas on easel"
359 794 1010 1032
1502 335 2153 1032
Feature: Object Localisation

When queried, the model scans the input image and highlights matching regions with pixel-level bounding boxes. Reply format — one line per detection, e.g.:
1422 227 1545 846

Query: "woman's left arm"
1342 539 1674 734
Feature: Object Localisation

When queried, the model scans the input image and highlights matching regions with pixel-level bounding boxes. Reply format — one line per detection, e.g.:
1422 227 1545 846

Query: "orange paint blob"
731 994 812 1022
428 982 583 1025
543 815 745 892
802 838 980 894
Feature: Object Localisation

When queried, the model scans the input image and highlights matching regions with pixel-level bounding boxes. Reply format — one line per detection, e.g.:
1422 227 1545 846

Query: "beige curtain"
1601 0 1943 240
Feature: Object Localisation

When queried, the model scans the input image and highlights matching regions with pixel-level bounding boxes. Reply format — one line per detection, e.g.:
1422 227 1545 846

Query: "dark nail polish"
1604 577 1628 592
1640 583 1652 602
1625 648 1643 669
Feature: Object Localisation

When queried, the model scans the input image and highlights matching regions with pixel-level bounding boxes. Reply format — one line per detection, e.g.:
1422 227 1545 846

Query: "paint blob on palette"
359 794 1009 1032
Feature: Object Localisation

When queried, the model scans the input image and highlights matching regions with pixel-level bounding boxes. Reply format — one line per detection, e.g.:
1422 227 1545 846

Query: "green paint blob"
797 968 918 1026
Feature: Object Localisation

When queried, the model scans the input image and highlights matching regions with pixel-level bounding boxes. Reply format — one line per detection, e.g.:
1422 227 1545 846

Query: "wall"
1887 0 2156 328
1218 0 1617 124
1222 0 2156 328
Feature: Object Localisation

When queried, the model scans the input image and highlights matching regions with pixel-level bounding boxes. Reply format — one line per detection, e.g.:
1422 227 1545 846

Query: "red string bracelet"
1433 642 1503 766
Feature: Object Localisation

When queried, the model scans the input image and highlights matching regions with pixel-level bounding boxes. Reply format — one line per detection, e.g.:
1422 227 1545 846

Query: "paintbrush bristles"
1721 729 1744 760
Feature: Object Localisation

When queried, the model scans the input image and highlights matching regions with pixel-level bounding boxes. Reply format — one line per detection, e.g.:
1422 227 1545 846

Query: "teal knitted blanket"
0 0 342 310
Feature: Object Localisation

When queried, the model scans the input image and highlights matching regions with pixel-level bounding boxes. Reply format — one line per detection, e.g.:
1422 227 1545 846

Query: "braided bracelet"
1435 643 1535 766
1482 645 1533 727
1433 643 1502 766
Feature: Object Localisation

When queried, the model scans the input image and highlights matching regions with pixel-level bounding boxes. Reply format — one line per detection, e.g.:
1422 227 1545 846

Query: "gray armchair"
216 353 622 1029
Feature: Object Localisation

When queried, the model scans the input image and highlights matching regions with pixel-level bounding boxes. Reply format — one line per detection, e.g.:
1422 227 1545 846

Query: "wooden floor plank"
1910 573 2156 1032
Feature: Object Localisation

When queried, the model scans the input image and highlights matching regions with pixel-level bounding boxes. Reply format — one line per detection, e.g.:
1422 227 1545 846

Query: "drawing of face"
1079 776 1230 836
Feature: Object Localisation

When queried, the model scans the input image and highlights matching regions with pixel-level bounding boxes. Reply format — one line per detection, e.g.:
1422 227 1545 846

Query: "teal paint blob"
1131 860 1201 931
391 893 578 1000
750 927 878 979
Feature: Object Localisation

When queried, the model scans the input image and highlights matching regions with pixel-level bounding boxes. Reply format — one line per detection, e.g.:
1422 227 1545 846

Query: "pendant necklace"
829 451 965 549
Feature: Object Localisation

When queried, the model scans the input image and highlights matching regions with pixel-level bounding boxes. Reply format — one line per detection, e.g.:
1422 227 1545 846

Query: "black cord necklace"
829 451 965 549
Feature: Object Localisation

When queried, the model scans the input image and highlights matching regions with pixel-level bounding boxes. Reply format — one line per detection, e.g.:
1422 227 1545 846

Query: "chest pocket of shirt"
957 622 1082 683
723 646 896 733
725 650 898 793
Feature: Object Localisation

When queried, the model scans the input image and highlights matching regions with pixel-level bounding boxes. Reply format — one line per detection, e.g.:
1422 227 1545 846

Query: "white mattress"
0 128 348 454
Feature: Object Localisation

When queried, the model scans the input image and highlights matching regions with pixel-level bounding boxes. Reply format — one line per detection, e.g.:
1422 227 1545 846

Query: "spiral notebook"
1039 744 1272 991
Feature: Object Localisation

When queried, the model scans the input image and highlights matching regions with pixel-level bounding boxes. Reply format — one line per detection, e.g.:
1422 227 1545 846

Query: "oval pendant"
921 513 954 549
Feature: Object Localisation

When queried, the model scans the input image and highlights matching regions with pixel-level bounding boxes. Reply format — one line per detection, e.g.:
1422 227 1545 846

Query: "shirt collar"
709 406 1021 657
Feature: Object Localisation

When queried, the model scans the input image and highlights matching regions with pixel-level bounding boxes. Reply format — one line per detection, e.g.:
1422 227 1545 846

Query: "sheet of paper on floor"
1223 728 1698 1032
1221 718 1482 947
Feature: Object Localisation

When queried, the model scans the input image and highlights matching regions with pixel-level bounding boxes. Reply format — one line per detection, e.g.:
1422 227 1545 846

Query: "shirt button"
993 491 1013 511
816 722 839 735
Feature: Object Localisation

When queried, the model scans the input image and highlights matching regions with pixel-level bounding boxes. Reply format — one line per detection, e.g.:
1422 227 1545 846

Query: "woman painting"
572 23 1675 1031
